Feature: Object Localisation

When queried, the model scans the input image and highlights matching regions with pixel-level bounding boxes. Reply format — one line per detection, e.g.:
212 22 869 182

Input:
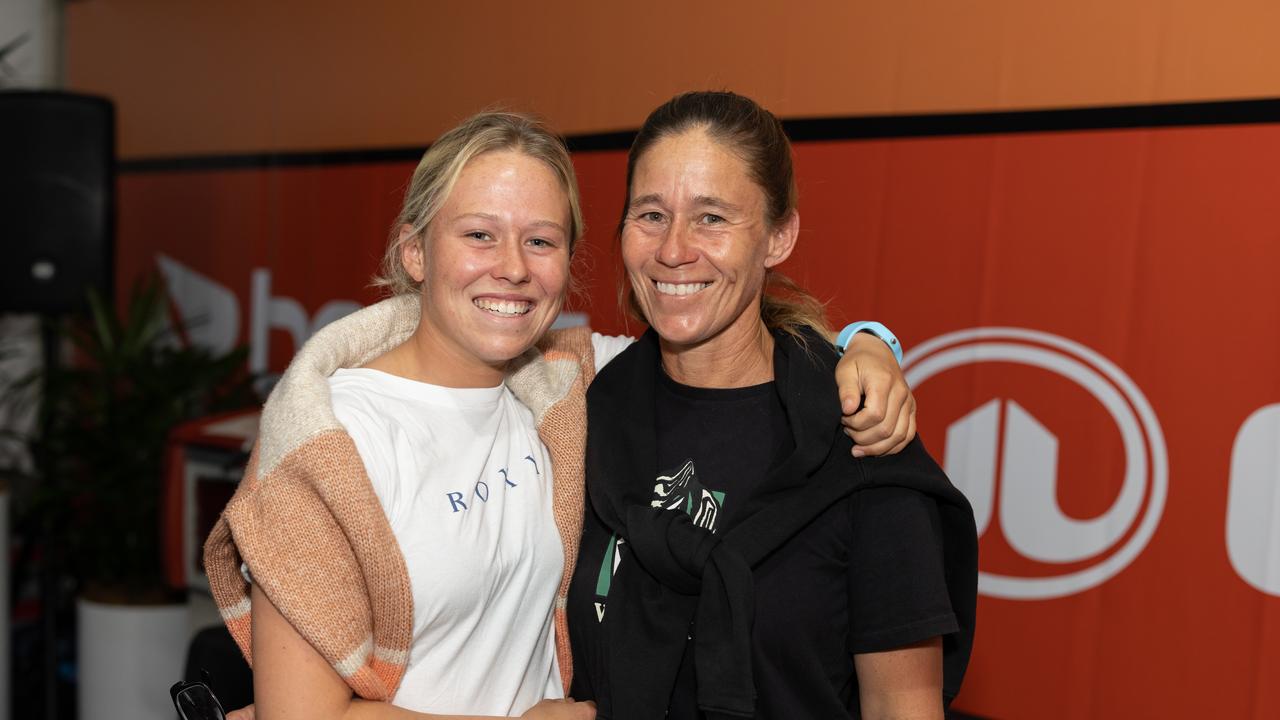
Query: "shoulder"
844 440 949 532
509 325 598 399
587 329 654 401
854 436 949 490
539 325 596 356
258 296 419 477
537 325 638 377
590 332 636 372
327 371 390 426
845 483 944 537
325 374 404 486
843 437 977 588
506 326 599 428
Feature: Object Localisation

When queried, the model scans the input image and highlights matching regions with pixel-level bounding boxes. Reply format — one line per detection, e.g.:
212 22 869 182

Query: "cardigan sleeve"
203 430 414 701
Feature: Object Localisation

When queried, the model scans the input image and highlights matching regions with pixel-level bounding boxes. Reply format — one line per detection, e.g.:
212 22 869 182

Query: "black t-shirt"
568 370 959 719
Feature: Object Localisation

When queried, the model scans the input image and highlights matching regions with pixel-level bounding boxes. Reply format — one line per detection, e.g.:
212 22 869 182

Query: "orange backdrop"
119 116 1280 719
66 0 1280 159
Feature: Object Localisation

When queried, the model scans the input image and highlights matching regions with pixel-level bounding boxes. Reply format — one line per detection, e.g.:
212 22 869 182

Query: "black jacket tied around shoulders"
583 327 978 720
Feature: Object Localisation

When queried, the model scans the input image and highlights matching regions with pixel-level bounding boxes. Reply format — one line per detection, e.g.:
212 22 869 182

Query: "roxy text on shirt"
445 454 541 512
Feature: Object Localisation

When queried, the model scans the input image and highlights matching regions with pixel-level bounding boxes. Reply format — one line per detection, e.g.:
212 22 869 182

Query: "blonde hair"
621 91 830 339
374 111 585 296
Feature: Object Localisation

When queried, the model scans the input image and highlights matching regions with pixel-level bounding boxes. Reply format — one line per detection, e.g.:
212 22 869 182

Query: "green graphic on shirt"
595 533 618 597
593 459 725 622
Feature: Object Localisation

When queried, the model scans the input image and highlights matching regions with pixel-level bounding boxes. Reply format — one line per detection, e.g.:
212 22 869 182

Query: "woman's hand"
234 694 598 719
836 332 916 456
520 698 596 719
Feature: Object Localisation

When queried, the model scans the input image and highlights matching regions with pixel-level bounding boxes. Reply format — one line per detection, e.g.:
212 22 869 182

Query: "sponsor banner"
119 121 1280 719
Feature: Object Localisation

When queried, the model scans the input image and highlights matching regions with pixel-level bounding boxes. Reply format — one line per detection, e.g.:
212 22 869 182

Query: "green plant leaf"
21 271 262 597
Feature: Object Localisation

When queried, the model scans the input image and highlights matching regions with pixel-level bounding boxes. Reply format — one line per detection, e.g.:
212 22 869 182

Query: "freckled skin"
622 129 797 386
395 151 573 388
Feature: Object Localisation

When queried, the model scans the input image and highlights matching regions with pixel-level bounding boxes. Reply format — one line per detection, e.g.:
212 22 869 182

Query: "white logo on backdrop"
903 327 1168 600
1227 404 1280 597
156 254 588 377
157 254 241 355
157 254 361 375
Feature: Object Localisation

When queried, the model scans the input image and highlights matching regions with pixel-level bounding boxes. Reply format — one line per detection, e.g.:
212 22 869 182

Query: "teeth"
474 298 532 316
655 281 711 296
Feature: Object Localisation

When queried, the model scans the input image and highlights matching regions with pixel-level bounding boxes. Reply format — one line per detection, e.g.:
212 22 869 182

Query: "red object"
162 409 259 590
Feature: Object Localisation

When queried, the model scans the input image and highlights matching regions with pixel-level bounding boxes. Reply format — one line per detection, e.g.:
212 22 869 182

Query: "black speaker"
0 91 114 314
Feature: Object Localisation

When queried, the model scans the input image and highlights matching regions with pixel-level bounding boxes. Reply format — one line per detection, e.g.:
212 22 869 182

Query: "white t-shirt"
327 333 633 716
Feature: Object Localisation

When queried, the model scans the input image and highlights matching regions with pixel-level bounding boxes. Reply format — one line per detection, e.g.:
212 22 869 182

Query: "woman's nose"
656 223 696 267
494 239 530 283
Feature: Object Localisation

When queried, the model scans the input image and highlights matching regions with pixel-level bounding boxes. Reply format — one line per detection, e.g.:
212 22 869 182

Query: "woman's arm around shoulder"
834 331 916 457
244 584 594 720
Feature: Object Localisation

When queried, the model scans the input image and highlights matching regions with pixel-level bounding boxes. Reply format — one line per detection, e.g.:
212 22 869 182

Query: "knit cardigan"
203 295 596 700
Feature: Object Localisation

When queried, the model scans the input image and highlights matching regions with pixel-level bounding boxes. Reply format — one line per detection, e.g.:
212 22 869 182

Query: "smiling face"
621 128 797 351
401 149 571 383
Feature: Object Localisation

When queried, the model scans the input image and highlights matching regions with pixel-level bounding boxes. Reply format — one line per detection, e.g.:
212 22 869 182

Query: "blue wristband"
835 321 903 366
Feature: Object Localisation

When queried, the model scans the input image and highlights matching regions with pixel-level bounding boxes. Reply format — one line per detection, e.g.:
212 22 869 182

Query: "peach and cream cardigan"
203 295 595 700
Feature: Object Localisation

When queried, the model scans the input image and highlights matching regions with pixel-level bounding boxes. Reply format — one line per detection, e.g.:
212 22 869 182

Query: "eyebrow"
692 195 742 213
629 193 665 208
453 212 566 233
629 193 743 213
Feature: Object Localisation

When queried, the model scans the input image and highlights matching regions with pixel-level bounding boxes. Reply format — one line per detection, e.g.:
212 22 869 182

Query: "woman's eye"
528 237 555 248
466 231 491 241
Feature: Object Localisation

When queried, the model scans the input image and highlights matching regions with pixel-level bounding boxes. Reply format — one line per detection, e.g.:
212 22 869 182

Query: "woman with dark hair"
567 92 978 719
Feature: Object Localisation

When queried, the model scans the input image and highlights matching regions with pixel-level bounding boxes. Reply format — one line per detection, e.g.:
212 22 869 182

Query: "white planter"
77 598 188 720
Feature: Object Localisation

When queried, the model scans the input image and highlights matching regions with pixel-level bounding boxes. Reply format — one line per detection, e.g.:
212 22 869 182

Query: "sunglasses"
169 670 227 720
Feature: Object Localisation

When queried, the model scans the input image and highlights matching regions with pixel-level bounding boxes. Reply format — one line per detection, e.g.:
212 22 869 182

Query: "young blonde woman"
205 111 915 720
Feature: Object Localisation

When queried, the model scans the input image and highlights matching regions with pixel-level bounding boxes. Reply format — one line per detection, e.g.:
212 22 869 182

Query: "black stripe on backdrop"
119 97 1280 173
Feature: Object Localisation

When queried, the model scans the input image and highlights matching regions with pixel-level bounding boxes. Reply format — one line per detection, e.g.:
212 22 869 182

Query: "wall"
65 0 1280 158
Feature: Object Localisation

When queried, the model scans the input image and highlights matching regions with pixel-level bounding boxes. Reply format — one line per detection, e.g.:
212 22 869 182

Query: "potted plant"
21 275 256 719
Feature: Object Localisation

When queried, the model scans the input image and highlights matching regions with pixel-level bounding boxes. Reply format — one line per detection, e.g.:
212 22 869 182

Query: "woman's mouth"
655 281 711 296
474 298 532 316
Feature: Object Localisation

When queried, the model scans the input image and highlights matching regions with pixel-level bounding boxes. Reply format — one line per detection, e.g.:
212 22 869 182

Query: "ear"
764 210 799 269
399 224 426 283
